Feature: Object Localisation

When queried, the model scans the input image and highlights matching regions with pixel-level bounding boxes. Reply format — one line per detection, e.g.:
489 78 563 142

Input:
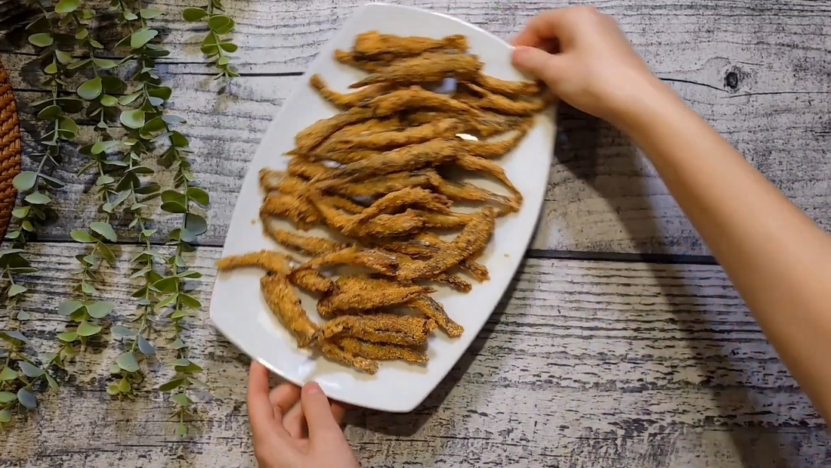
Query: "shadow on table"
552 104 791 466
345 275 515 437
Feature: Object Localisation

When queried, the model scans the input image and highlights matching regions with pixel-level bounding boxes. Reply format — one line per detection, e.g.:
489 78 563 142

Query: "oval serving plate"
209 2 555 412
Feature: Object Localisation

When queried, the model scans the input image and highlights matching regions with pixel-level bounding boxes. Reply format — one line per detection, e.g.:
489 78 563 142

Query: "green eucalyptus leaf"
98 242 117 266
87 301 115 318
100 95 118 107
12 172 37 191
176 422 188 437
172 338 187 350
106 383 120 395
187 187 210 206
19 362 44 378
12 206 30 218
0 366 18 381
159 378 185 391
123 10 138 20
171 393 192 406
185 214 207 235
55 0 79 14
120 109 146 129
55 50 72 64
24 192 51 205
178 228 196 243
46 373 59 391
7 284 27 297
118 377 132 393
0 330 29 343
57 332 78 342
67 58 91 70
0 391 17 403
153 277 179 293
0 409 11 423
160 201 187 214
182 7 208 21
89 39 104 49
116 352 139 372
90 222 117 242
17 388 37 410
59 117 79 136
169 131 189 147
208 15 234 34
75 27 89 40
77 321 103 337
220 42 238 53
217 56 230 66
37 104 62 120
131 29 159 48
92 57 118 69
118 91 142 105
179 294 202 309
58 300 84 315
141 8 162 18
28 33 53 47
112 326 138 337
16 311 31 321
137 336 156 355
70 230 95 243
77 77 103 100
91 140 119 156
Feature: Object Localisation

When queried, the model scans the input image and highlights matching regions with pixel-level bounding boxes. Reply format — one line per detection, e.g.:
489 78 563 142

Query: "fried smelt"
264 228 346 256
315 170 436 198
287 158 334 179
310 74 389 108
328 118 464 151
456 154 523 202
427 172 518 213
318 341 379 374
310 192 424 237
397 208 497 281
461 122 532 159
379 249 472 293
350 53 482 89
474 73 541 97
343 188 452 234
259 169 306 194
353 31 468 58
463 83 552 116
469 112 529 138
335 337 428 364
334 49 388 73
313 139 459 182
260 193 319 230
415 232 490 282
313 314 436 347
260 273 318 347
416 211 476 230
370 86 482 117
406 296 464 338
317 276 433 317
216 250 333 294
295 107 374 153
294 246 399 276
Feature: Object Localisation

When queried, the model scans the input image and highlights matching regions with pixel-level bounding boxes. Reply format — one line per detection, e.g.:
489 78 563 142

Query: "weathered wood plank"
2 50 831 254
0 243 827 467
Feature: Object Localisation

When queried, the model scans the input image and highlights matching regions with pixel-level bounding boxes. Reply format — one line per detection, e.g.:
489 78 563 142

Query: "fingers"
248 361 281 436
283 401 307 438
269 383 301 419
301 382 345 444
512 46 564 85
511 9 570 47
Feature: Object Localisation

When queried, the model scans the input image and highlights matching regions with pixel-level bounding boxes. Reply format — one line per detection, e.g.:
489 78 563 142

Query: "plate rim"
208 1 553 413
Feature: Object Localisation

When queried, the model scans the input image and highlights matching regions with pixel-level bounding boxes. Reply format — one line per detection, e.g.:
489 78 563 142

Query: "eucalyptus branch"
183 0 239 80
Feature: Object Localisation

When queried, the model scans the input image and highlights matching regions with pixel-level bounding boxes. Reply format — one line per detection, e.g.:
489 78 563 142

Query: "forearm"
618 79 831 419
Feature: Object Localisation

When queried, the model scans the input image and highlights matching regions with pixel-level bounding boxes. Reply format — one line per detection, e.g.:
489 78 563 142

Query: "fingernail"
304 382 322 395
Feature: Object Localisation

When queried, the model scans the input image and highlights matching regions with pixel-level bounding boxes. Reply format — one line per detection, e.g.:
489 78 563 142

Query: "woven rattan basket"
0 57 22 239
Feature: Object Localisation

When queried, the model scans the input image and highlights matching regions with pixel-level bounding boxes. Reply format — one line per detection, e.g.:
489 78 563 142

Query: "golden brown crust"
313 314 436 346
310 74 390 109
314 170 436 199
216 251 333 294
406 296 464 338
312 139 459 182
260 193 319 230
461 121 533 159
334 49 388 73
462 83 553 116
295 107 374 153
264 228 347 256
334 337 428 364
397 208 496 281
455 154 523 203
415 232 490 282
349 53 482 89
342 187 452 235
317 340 380 374
309 192 425 237
473 73 541 97
260 274 318 347
353 31 468 58
293 246 400 276
317 277 433 317
369 86 482 117
323 118 463 152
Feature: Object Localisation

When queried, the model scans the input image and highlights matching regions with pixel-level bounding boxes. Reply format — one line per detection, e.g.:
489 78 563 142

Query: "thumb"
301 382 343 443
512 46 563 85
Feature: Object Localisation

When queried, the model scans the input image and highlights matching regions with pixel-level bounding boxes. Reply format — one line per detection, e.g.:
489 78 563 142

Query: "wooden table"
2 1 830 466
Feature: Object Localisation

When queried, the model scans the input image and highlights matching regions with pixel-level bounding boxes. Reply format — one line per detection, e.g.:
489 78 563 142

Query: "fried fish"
260 273 318 347
317 276 433 317
334 337 428 364
217 250 333 294
353 31 468 58
350 53 483 89
313 314 436 346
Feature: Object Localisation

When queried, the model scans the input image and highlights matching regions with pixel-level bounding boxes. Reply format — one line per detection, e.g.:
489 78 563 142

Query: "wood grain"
2 46 830 254
0 243 827 467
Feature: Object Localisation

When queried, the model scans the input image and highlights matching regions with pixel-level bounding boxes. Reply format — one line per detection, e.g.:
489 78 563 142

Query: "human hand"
511 7 663 125
247 361 360 468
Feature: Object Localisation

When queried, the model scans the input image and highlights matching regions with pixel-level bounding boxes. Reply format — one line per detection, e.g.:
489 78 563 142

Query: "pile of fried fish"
217 31 551 374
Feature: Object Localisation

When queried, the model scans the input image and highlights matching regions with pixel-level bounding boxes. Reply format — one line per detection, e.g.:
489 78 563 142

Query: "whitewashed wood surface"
1 0 830 466
0 244 827 468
